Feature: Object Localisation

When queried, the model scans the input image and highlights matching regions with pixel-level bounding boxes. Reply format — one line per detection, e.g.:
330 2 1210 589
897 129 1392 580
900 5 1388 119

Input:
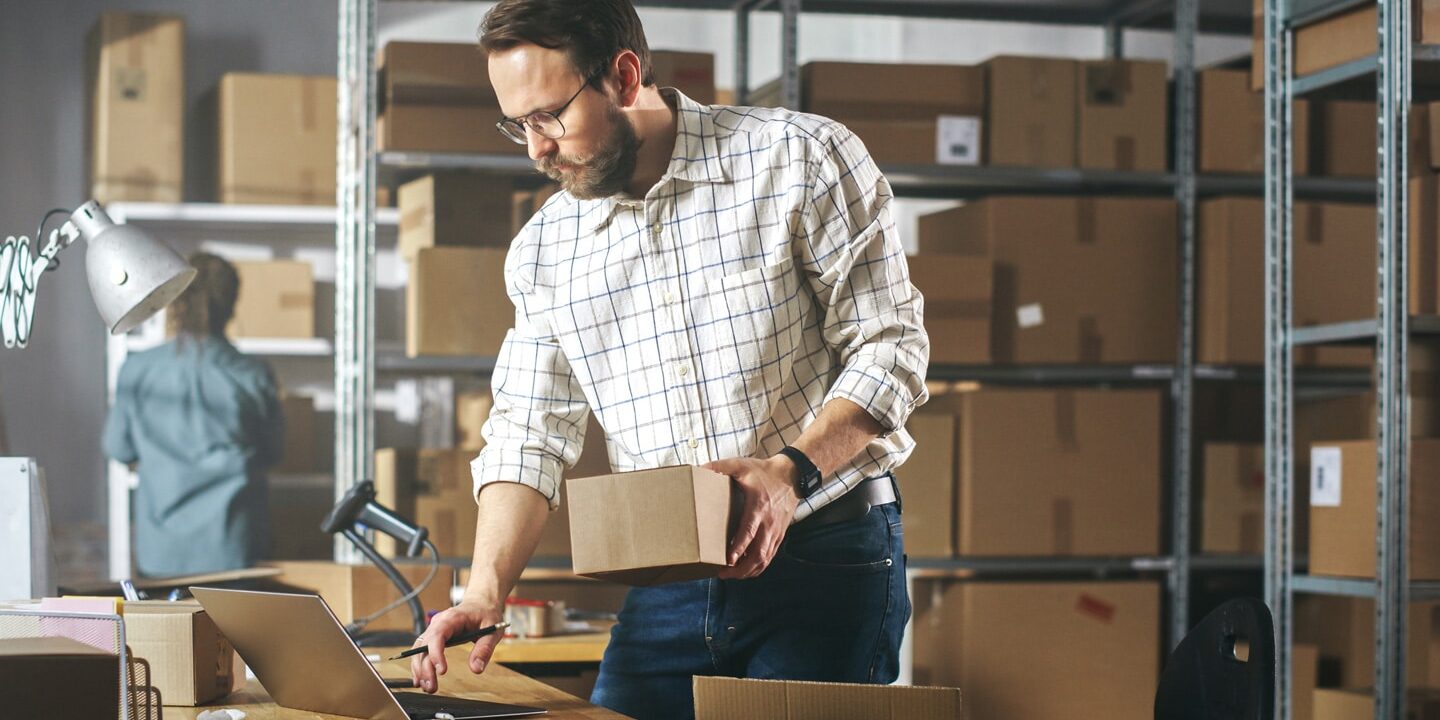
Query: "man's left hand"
704 455 801 579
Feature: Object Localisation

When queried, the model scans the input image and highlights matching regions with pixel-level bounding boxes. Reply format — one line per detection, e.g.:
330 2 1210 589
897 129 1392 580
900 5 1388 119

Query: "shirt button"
689 438 699 449
663 291 676 304
676 363 689 377
652 222 662 236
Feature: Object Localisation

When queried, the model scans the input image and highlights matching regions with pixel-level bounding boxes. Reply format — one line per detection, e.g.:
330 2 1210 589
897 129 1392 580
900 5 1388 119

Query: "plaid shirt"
472 90 930 521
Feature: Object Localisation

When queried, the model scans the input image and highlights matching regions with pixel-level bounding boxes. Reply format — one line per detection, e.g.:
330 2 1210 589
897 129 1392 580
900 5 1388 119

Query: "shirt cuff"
471 448 564 510
824 364 920 435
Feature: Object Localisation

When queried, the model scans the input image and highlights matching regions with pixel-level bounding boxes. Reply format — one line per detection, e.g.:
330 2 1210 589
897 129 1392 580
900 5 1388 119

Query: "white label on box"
1310 446 1342 507
937 115 981 166
1017 303 1045 329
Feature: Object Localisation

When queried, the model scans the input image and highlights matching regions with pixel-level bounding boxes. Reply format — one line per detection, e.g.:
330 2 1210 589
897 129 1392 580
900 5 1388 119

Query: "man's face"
489 44 639 200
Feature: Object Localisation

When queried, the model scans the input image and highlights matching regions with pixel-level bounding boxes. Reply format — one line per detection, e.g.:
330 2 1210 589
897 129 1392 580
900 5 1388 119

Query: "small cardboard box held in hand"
568 465 735 586
123 600 243 706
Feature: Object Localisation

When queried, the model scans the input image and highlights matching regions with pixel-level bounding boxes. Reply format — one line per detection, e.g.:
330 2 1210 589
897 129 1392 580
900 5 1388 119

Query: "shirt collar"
583 88 728 233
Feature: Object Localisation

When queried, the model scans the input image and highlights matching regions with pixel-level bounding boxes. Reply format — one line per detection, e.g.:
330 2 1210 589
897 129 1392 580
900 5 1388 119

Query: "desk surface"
165 646 628 719
491 629 610 664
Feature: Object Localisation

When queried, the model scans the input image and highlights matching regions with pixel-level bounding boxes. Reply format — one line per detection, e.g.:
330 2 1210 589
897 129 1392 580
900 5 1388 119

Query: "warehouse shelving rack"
1262 0 1438 717
333 0 1378 655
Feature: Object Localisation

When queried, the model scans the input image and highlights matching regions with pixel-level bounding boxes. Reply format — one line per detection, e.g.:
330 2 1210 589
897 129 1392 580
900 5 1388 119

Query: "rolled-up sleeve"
798 124 930 433
471 233 591 510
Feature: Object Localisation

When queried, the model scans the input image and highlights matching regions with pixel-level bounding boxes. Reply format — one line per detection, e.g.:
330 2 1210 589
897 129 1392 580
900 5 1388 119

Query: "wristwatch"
778 445 823 500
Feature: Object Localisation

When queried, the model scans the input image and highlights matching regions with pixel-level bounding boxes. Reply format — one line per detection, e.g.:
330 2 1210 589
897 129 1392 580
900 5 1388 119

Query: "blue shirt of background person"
103 252 284 577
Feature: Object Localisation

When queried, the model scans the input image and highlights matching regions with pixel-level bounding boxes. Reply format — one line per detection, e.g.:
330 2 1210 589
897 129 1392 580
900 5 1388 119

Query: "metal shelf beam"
1293 315 1440 346
1292 575 1440 600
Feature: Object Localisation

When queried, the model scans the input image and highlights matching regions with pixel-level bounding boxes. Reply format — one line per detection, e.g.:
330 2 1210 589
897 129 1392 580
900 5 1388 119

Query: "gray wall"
0 1 337 564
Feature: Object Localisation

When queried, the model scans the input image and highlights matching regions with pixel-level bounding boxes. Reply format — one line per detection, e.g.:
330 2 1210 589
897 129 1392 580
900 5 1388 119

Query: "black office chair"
1154 597 1275 720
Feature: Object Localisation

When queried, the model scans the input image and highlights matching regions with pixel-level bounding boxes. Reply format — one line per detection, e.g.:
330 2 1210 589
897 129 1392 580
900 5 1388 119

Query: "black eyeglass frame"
495 69 605 144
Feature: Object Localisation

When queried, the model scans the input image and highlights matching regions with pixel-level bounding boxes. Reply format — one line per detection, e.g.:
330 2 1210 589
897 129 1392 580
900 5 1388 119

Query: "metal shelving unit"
1264 0 1421 717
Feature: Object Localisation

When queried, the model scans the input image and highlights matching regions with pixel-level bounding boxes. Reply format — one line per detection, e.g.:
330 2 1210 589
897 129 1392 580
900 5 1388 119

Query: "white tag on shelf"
936 115 981 166
1310 446 1342 507
1017 303 1045 329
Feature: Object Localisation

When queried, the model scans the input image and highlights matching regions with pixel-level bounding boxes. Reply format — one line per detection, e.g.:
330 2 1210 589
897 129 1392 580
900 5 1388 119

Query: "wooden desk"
165 646 628 719
491 628 611 665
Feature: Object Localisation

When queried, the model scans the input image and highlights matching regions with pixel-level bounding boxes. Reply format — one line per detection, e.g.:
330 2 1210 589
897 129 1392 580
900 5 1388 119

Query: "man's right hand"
409 601 504 693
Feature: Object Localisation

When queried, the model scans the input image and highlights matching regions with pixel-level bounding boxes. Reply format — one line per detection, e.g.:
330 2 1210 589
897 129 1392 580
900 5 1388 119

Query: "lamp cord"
2 208 72 349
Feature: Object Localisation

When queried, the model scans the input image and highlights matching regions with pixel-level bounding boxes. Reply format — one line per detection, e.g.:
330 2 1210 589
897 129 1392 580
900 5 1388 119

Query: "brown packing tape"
1077 199 1098 245
1239 511 1261 553
1054 390 1079 451
1079 315 1103 363
1053 497 1074 555
1114 136 1137 172
278 293 310 309
1303 204 1324 246
301 76 318 132
1084 62 1130 106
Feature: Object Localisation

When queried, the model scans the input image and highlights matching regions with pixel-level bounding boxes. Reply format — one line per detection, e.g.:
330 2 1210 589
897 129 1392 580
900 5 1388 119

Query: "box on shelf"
398 173 515 259
896 405 956 558
651 50 717 105
511 185 562 234
911 579 1159 720
414 493 478 557
456 389 494 451
274 394 319 474
1309 438 1440 580
379 41 491 106
218 73 337 205
1200 443 1264 554
911 206 992 364
1312 103 1433 178
692 676 961 720
953 388 1162 556
1198 68 1310 175
227 260 315 339
379 104 526 155
1312 688 1440 719
1296 594 1440 689
88 12 184 204
568 465 734 585
374 448 474 511
267 560 455 632
406 247 512 357
983 55 1077 168
0 637 119 718
123 600 242 706
951 196 1176 363
1294 643 1319 720
1077 59 1168 172
1290 2 1440 80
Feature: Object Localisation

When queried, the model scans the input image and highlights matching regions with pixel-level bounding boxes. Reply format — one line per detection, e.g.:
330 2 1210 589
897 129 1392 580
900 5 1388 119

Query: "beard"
536 101 640 200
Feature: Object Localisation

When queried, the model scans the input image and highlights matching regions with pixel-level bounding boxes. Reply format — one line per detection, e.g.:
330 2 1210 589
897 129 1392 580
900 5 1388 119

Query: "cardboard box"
534 414 613 558
1296 595 1440 690
1313 103 1433 178
268 560 455 632
415 493 478 557
911 579 1159 719
652 50 717 105
692 676 961 720
567 465 733 585
955 388 1162 556
219 74 337 205
954 196 1176 363
88 12 184 204
511 184 562 235
398 174 515 259
456 389 494 450
123 600 241 706
274 394 319 474
896 406 956 558
1309 439 1440 580
227 260 315 339
0 637 120 718
406 247 512 357
1313 688 1440 719
1291 2 1440 80
1078 60 1168 172
1199 68 1310 175
379 103 526 155
374 448 475 556
1295 643 1319 720
984 56 1077 168
379 41 491 106
914 206 992 363
1201 443 1265 554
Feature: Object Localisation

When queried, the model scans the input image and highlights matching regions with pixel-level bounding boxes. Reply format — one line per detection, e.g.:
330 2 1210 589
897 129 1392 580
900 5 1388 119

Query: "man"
411 1 929 717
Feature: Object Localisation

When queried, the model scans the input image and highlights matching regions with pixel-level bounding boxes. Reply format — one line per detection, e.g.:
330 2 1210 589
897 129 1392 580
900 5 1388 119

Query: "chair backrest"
1154 597 1275 720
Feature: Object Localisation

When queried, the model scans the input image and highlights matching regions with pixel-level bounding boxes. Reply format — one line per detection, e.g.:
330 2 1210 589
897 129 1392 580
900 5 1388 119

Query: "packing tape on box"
301 77 319 132
1054 390 1079 451
1078 199 1098 245
278 292 309 309
1113 136 1137 171
1239 511 1262 553
1052 497 1074 555
1078 315 1103 363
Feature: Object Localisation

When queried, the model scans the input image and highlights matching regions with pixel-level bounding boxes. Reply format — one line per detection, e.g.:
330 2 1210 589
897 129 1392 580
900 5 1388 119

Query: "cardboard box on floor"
568 465 734 585
983 55 1077 168
910 207 992 364
693 676 961 720
267 560 454 632
1296 594 1440 690
954 388 1162 556
219 73 337 205
407 247 512 357
124 600 242 706
227 260 315 339
1309 438 1440 580
88 12 183 205
1199 68 1310 175
911 579 1159 720
896 405 957 558
1201 443 1265 554
1313 688 1440 719
0 637 119 718
943 196 1176 363
1077 59 1168 172
652 50 717 105
398 174 516 259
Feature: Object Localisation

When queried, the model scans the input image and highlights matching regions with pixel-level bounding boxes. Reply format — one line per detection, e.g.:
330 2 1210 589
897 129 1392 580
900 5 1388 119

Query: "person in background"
103 252 283 577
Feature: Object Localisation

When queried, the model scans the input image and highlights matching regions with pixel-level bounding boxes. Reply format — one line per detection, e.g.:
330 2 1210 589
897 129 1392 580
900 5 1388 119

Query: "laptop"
190 586 546 720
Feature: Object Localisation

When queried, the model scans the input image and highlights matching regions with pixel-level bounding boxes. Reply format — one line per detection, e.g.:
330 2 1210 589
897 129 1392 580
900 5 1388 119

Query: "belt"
801 474 899 528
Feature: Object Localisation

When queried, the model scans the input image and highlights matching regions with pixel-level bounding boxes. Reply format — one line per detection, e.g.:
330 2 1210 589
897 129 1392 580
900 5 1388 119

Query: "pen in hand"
387 622 510 661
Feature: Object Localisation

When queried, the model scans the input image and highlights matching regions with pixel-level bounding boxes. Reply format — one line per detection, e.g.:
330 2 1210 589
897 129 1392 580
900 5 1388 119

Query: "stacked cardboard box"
378 41 520 155
911 206 992 364
406 247 510 357
123 601 243 706
1201 443 1265 554
895 404 957 558
1198 68 1310 175
1077 60 1168 171
227 260 315 339
88 12 184 204
1251 0 1440 88
1309 438 1440 580
936 196 1176 364
983 56 1077 168
1313 688 1440 719
268 560 455 632
650 50 718 104
398 173 515 259
219 73 337 205
1295 594 1440 689
911 579 1159 719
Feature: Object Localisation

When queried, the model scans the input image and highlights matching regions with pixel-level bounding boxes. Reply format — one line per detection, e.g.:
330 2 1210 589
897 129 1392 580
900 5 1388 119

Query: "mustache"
536 154 585 178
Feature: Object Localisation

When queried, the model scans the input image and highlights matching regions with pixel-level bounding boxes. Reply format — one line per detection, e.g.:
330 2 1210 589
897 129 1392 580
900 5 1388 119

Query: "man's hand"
409 602 504 693
705 455 801 579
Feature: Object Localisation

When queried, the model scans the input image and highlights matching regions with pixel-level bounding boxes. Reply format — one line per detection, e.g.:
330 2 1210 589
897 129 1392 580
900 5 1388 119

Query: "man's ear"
610 50 644 107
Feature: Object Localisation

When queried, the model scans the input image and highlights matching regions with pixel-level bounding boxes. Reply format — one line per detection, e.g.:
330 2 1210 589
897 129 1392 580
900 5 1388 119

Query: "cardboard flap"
693 676 962 720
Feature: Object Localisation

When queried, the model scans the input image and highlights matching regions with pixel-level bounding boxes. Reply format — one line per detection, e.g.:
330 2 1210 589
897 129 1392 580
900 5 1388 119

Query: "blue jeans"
589 502 910 720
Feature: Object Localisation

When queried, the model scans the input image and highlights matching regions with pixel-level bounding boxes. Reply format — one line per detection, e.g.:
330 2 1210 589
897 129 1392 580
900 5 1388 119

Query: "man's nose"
527 127 558 162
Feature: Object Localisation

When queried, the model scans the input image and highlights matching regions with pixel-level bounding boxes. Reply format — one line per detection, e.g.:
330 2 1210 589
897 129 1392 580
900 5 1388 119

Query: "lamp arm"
1 220 79 349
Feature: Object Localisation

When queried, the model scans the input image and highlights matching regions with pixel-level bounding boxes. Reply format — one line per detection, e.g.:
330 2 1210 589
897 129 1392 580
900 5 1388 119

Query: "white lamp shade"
71 202 196 335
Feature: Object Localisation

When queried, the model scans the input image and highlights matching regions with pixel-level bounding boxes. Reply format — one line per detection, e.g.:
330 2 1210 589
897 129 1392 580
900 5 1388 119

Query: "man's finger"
469 633 502 674
428 630 449 676
728 510 761 565
703 458 744 476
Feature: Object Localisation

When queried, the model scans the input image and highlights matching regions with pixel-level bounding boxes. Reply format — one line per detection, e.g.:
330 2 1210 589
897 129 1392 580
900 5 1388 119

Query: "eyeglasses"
496 71 602 145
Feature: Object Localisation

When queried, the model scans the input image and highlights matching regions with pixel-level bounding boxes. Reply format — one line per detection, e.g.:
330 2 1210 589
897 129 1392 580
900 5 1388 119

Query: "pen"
387 622 510 661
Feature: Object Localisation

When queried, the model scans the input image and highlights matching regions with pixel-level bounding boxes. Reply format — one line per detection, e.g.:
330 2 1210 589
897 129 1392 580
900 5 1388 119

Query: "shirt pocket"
707 256 807 429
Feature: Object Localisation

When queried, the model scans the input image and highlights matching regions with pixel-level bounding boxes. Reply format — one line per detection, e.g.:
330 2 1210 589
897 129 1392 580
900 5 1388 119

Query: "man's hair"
167 252 240 339
479 0 654 88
